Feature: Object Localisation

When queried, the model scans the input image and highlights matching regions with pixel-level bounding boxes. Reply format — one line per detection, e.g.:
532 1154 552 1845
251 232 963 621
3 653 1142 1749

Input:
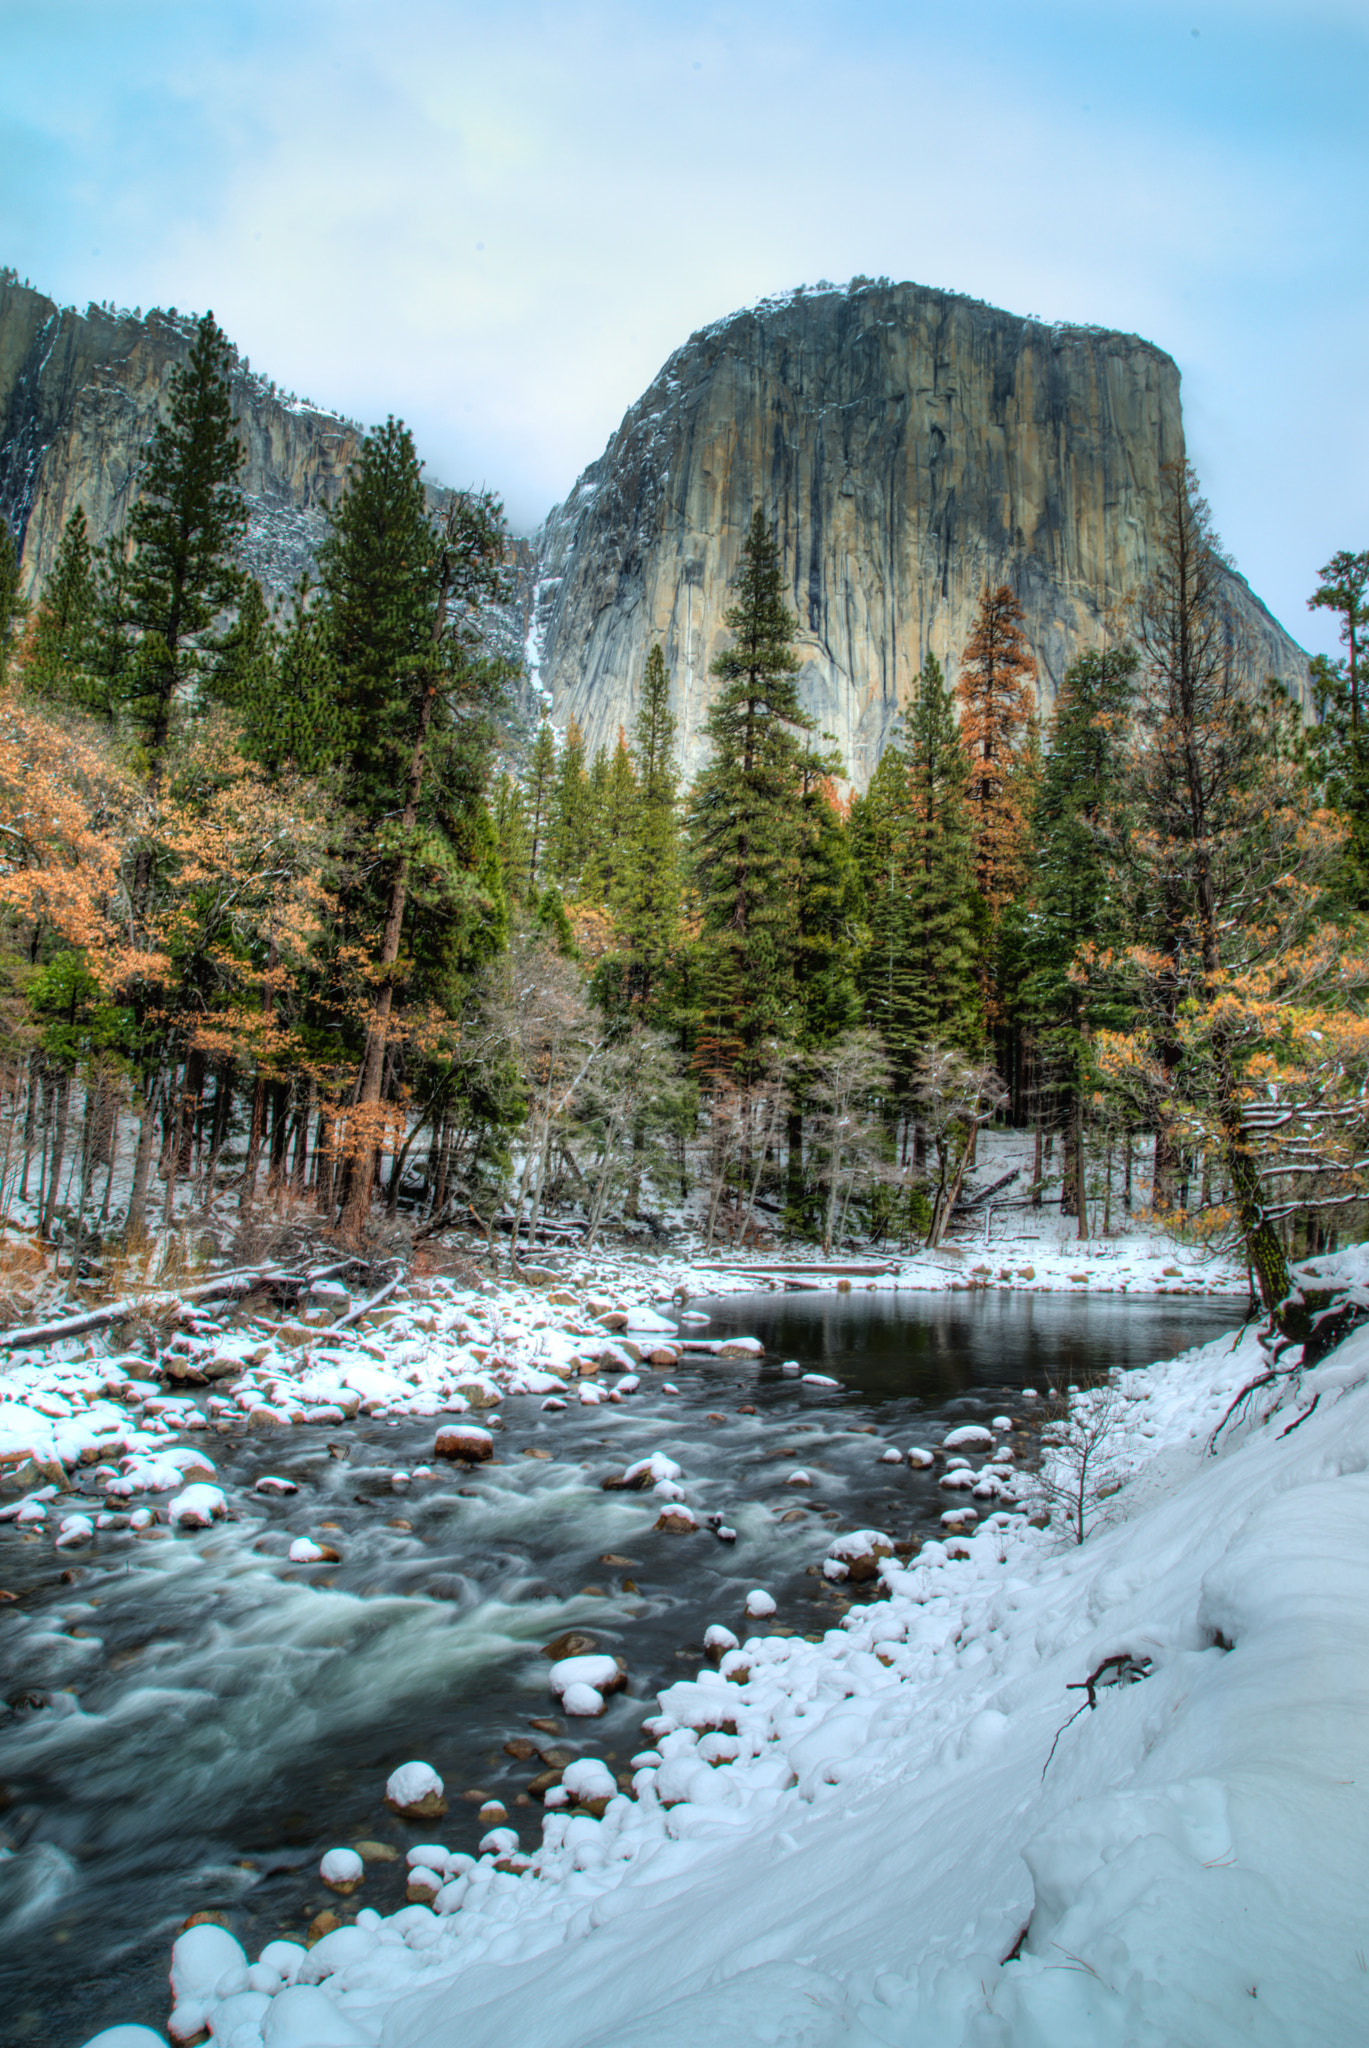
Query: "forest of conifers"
1 312 1367 1336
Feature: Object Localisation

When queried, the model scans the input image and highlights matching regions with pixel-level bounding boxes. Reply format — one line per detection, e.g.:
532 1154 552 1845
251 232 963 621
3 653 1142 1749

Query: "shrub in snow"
744 1588 777 1618
384 1761 447 1819
319 1847 364 1892
1030 1380 1134 1543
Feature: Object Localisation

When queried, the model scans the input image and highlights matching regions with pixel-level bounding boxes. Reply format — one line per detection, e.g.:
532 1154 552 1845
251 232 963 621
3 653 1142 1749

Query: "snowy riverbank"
8 1233 1362 2047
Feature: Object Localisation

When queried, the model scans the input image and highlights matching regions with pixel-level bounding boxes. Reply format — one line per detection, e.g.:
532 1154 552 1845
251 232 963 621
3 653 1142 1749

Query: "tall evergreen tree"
492 770 533 912
314 421 511 1229
1013 645 1138 1225
583 728 637 904
23 506 99 702
119 312 246 778
613 643 682 1022
550 715 592 889
955 585 1038 914
852 655 978 1092
689 510 813 1074
1306 549 1369 904
210 576 347 777
525 720 557 897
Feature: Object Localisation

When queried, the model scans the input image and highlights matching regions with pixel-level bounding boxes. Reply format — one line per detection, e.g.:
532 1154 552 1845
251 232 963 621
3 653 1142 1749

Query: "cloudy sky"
3 0 1364 656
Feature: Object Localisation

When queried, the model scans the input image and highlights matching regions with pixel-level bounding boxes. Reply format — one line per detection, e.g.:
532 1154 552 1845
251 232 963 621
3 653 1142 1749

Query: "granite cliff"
531 279 1309 786
0 272 362 598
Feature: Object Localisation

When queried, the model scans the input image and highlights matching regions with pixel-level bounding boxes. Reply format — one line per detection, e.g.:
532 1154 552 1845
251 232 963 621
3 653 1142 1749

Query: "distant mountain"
528 279 1311 787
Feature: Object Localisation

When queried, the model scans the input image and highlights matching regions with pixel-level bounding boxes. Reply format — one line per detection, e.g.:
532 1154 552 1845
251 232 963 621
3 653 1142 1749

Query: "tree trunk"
1073 1091 1089 1240
41 1071 71 1242
126 1072 164 1240
343 543 455 1240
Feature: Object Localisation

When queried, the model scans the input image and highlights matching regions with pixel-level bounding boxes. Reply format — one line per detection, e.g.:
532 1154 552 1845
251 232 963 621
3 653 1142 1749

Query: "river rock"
654 1504 699 1533
825 1529 894 1582
319 1846 364 1893
549 1652 626 1717
167 1484 227 1528
943 1424 995 1451
744 1588 777 1618
542 1629 598 1660
384 1760 447 1820
434 1423 493 1462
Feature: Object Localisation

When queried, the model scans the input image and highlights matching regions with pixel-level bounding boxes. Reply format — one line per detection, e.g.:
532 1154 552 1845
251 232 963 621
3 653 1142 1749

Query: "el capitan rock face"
0 273 363 598
530 279 1309 786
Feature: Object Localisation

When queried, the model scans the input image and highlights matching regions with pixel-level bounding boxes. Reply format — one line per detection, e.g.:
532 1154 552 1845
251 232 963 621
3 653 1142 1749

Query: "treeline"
1 312 1367 1335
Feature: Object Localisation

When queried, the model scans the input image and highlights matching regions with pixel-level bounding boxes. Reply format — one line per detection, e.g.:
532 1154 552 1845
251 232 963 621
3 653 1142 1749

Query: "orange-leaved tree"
955 584 1039 916
1094 464 1369 1328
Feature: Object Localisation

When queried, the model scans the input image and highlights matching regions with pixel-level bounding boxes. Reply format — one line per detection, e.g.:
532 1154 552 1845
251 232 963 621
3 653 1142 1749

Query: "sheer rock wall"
530 280 1309 787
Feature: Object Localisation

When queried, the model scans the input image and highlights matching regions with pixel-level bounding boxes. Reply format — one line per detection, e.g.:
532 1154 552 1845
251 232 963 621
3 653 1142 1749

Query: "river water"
0 1288 1239 2045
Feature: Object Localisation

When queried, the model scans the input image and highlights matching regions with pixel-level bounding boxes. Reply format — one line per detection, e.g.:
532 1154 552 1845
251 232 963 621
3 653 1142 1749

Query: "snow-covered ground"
8 1229 1362 2047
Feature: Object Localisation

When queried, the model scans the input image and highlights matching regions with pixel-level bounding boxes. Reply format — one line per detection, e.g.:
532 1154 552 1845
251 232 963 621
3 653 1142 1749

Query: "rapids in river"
0 1287 1239 2045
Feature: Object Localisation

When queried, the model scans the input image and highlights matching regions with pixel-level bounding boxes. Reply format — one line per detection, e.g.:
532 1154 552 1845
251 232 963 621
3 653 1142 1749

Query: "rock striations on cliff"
531 279 1309 787
0 271 363 599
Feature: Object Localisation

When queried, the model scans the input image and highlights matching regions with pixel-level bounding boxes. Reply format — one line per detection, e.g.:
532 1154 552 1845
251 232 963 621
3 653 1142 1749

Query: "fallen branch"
1042 1653 1153 1778
330 1264 405 1332
0 1257 366 1354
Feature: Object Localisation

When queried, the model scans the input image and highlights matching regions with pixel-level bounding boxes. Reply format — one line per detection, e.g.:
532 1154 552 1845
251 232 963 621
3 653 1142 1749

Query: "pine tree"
525 720 557 897
613 643 682 1022
852 655 978 1092
492 770 532 911
120 311 246 778
794 756 863 1049
23 506 98 702
315 417 439 817
210 577 347 777
1115 462 1333 1320
583 728 637 905
1015 645 1138 1227
550 715 592 890
955 585 1038 913
314 423 511 1230
1306 550 1369 904
1309 548 1369 732
689 511 813 1074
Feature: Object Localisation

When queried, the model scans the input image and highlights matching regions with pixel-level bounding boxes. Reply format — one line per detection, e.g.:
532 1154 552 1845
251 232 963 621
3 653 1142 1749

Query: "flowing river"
0 1288 1239 2045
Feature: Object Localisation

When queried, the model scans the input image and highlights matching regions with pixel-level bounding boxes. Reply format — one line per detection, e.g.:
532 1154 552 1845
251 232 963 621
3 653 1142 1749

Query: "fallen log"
1 1258 366 1354
953 1169 1020 1213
